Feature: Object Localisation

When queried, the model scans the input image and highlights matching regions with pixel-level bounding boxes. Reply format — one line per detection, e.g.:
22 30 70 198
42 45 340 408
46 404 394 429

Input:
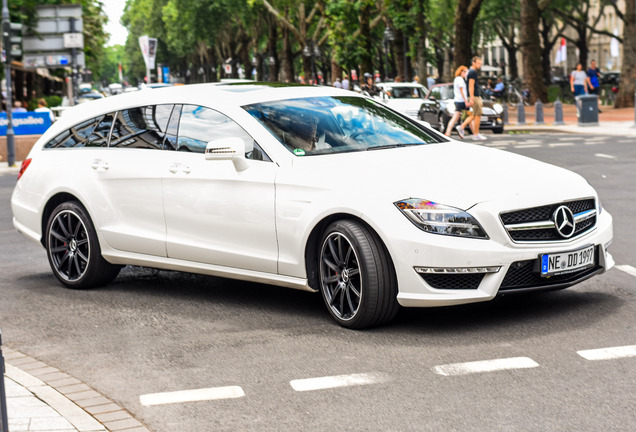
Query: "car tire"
45 201 121 289
493 127 504 134
318 220 399 329
437 113 445 133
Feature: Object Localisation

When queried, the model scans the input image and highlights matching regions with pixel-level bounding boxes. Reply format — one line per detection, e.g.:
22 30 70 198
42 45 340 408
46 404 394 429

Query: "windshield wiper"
367 143 420 151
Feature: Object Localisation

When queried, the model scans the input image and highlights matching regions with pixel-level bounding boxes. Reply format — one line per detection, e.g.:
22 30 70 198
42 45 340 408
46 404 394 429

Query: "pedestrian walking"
333 78 342 89
460 56 486 141
342 74 350 90
445 65 472 138
570 63 588 96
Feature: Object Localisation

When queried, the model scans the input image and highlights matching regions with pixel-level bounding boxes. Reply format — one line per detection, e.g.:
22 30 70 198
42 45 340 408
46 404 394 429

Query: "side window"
109 105 173 150
162 104 181 151
177 105 270 161
44 114 114 149
431 89 441 101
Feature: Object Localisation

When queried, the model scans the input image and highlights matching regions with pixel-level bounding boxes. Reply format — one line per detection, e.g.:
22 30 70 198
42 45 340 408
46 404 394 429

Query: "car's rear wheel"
319 220 399 329
46 202 120 289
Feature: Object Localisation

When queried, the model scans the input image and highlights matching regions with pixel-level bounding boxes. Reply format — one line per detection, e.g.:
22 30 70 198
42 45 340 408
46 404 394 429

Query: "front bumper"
389 209 613 308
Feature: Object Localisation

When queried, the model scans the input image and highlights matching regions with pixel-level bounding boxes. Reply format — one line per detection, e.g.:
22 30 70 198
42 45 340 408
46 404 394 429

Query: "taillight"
17 158 32 181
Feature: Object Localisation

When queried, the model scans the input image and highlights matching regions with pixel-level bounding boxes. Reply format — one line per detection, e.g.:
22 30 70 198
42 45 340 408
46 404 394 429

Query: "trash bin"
576 94 599 126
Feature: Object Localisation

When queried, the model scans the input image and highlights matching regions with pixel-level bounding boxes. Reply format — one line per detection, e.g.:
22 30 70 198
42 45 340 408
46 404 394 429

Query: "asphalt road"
1 132 634 432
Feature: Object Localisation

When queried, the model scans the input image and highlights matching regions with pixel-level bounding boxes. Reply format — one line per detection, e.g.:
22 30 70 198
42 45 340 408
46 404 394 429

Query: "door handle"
90 159 109 171
168 164 191 174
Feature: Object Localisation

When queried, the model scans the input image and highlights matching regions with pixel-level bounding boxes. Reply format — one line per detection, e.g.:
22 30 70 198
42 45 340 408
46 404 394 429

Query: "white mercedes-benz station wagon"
11 83 614 328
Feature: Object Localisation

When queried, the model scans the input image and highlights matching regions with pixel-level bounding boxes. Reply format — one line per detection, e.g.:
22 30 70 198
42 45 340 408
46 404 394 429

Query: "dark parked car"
419 83 504 135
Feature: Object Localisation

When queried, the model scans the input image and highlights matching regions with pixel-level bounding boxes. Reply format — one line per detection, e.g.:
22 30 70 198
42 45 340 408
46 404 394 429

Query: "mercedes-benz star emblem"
553 205 576 238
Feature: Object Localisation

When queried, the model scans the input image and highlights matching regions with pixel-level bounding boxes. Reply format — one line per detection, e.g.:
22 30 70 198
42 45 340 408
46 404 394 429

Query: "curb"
3 347 150 432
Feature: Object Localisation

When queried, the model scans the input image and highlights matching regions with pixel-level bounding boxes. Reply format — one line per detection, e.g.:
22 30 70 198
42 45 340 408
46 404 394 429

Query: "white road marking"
549 143 574 147
558 137 580 141
577 345 636 361
584 136 607 140
290 373 389 392
139 386 245 406
616 264 636 278
434 357 539 376
516 144 543 149
595 153 617 159
584 141 605 145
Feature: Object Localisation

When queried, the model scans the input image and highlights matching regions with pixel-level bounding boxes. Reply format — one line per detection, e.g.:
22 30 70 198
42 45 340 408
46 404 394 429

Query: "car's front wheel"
319 220 399 329
45 201 120 289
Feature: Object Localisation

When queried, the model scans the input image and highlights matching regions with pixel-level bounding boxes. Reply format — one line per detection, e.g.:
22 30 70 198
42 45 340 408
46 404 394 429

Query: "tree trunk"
359 1 373 83
281 28 295 82
415 0 428 82
520 0 547 103
616 1 635 108
395 30 406 81
331 58 342 84
454 0 484 70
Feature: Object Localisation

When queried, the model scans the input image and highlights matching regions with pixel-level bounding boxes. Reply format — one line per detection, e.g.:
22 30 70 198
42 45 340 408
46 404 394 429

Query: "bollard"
633 86 636 128
1 330 9 432
535 100 545 125
503 103 509 125
517 101 526 125
554 98 565 125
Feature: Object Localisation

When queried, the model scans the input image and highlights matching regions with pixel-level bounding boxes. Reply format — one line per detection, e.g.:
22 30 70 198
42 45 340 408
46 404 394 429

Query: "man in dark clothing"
586 60 602 112
361 73 380 97
586 60 601 95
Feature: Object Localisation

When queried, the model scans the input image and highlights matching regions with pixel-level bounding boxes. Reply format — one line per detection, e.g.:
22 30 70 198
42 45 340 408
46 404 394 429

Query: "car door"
162 105 278 273
84 105 173 257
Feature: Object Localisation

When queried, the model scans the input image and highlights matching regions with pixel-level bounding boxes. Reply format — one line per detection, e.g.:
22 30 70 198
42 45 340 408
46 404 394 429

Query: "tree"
453 0 484 70
607 0 635 108
477 0 521 80
520 0 551 103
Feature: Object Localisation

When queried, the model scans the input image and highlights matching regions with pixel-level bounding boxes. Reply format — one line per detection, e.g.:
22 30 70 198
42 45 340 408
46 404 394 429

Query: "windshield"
386 86 426 99
243 96 441 156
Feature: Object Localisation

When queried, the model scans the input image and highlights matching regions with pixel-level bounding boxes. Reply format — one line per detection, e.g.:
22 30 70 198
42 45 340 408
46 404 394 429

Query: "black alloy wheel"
319 220 399 329
46 202 120 289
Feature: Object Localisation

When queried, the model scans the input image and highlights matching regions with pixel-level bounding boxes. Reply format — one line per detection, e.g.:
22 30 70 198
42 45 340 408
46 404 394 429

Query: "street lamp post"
303 41 321 85
383 26 395 81
2 0 16 167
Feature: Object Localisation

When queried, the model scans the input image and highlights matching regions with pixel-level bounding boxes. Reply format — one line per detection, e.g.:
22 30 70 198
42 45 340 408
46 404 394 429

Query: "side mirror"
205 137 248 171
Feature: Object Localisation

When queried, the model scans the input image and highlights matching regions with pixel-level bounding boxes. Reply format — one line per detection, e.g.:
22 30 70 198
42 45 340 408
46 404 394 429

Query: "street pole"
2 0 16 167
1 329 9 432
70 17 78 105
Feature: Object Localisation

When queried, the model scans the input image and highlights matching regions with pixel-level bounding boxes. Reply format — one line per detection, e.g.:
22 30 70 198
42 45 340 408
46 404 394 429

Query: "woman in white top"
570 63 588 96
444 65 473 138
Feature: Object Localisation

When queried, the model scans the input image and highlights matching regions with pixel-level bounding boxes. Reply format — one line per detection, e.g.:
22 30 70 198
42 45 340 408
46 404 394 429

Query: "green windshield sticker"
293 148 306 156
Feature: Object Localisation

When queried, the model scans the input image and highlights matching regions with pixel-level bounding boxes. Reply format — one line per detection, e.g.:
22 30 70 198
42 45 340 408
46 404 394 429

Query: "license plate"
540 245 595 277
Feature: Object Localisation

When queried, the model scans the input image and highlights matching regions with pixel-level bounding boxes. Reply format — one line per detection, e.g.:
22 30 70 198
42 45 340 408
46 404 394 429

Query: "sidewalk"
2 347 149 432
504 102 636 137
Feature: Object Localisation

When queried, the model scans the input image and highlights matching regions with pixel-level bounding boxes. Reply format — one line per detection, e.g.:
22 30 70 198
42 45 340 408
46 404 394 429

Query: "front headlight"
395 199 488 239
493 103 503 114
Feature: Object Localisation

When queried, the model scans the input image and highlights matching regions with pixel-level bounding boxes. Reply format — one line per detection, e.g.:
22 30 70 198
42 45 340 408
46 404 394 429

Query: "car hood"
289 141 594 210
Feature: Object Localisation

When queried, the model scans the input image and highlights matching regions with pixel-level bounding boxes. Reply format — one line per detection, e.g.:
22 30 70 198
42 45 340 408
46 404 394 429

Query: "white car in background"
375 82 428 119
11 83 614 329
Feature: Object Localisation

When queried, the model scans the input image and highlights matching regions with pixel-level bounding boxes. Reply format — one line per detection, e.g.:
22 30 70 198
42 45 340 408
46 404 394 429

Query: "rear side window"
44 114 115 149
110 105 174 150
